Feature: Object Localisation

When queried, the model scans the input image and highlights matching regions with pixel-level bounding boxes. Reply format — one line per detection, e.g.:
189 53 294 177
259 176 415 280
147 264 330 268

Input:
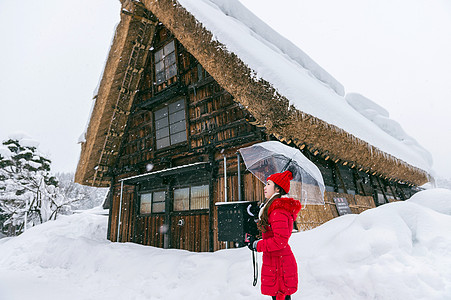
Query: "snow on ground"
0 189 450 300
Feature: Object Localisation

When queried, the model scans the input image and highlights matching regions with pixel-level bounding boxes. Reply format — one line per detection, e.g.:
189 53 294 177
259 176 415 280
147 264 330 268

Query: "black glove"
244 234 259 251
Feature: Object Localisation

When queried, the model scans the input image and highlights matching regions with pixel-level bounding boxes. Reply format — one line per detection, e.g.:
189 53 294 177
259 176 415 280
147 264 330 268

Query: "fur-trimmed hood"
268 197 302 218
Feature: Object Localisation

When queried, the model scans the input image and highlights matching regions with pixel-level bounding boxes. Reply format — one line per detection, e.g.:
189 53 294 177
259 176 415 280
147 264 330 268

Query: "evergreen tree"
0 136 72 235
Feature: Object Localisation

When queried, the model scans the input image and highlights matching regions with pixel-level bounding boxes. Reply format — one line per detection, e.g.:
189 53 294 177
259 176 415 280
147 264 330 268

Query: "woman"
247 170 301 300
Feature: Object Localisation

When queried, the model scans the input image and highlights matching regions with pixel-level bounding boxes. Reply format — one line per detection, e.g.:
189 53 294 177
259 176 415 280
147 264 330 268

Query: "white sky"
0 0 450 179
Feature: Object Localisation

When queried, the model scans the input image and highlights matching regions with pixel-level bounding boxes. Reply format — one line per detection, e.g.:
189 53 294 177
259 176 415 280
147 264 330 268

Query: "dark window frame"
173 184 210 212
154 39 177 86
153 97 188 150
138 189 167 216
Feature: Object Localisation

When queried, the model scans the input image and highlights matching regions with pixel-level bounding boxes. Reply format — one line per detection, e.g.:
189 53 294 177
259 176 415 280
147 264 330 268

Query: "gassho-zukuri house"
75 0 433 252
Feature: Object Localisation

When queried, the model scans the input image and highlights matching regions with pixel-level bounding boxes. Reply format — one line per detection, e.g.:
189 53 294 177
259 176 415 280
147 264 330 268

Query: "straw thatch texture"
75 2 157 186
141 0 429 186
295 192 375 231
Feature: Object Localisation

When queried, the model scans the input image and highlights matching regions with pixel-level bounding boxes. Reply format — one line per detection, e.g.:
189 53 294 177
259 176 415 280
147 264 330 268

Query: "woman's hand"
244 234 260 251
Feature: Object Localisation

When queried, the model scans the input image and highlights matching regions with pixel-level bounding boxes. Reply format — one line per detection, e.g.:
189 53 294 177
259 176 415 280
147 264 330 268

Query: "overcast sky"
1 0 450 179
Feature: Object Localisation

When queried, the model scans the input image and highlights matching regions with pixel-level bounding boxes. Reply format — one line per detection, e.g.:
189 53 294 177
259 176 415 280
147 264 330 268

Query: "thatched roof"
75 2 156 186
75 0 431 187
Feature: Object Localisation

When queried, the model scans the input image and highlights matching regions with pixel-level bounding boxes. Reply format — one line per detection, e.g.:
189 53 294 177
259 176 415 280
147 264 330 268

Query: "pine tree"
0 136 69 235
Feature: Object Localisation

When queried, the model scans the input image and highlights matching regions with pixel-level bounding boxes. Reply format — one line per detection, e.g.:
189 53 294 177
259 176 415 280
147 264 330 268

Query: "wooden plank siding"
295 192 375 231
110 184 136 243
134 215 165 247
171 214 209 252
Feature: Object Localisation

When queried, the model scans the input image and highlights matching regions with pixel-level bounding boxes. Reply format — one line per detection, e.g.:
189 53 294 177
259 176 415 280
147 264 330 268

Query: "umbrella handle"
247 204 255 217
281 158 293 173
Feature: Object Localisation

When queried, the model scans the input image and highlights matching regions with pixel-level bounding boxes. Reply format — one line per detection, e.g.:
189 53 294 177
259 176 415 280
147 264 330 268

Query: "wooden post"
208 149 216 252
237 152 242 202
164 179 172 249
132 185 139 243
106 177 115 241
117 181 124 242
334 164 348 194
368 175 379 207
376 176 388 203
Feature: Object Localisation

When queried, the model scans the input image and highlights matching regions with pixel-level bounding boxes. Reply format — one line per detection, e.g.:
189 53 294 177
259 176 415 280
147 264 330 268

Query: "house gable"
107 21 266 181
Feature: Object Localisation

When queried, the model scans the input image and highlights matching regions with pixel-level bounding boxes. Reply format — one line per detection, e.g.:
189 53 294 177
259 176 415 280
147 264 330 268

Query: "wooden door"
170 213 209 252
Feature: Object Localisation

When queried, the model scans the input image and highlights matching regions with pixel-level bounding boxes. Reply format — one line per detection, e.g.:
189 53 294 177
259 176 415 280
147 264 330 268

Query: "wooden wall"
109 180 210 251
109 156 409 252
134 215 165 247
115 23 262 174
295 192 375 231
171 214 209 252
296 191 338 230
109 183 136 243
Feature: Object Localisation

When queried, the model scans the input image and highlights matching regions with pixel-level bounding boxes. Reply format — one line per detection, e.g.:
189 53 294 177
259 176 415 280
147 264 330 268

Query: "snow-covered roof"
176 0 432 174
75 0 431 187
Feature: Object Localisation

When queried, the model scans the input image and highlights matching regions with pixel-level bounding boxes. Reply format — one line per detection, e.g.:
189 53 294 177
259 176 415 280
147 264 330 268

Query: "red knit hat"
267 170 293 194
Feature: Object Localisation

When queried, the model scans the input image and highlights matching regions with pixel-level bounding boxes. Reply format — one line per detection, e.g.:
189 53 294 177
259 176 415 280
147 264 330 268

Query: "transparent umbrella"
239 141 325 206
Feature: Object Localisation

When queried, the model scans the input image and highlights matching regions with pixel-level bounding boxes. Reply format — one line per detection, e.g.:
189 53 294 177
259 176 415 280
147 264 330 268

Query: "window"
174 188 189 211
155 40 177 85
154 99 187 149
140 191 166 214
173 185 209 211
190 185 209 210
140 193 152 214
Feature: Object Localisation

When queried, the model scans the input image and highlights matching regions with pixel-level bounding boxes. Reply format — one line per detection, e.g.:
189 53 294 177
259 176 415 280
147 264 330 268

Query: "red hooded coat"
256 197 302 299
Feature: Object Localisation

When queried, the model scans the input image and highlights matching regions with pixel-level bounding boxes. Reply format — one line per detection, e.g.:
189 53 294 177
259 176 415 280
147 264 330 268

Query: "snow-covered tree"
54 172 108 211
0 135 76 235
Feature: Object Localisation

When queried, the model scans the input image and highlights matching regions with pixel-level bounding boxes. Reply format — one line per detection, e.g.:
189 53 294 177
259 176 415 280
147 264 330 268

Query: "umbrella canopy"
239 141 325 206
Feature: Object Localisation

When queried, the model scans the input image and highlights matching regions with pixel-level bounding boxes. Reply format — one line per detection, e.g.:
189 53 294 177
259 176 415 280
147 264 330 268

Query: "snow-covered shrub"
54 172 108 211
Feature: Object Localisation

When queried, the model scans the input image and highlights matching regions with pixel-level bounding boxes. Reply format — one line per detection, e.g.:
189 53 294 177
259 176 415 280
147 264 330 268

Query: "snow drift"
0 189 450 300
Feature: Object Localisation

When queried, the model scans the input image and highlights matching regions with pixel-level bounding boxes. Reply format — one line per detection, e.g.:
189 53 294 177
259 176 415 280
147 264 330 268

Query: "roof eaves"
142 0 429 185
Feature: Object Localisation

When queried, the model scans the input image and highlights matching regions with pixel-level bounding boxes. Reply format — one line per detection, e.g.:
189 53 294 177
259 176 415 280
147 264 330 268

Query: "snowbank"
0 189 450 299
408 188 451 215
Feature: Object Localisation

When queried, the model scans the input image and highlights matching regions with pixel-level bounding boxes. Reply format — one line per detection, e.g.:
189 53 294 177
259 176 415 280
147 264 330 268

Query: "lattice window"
154 40 177 85
140 191 166 214
154 98 187 150
173 185 209 211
